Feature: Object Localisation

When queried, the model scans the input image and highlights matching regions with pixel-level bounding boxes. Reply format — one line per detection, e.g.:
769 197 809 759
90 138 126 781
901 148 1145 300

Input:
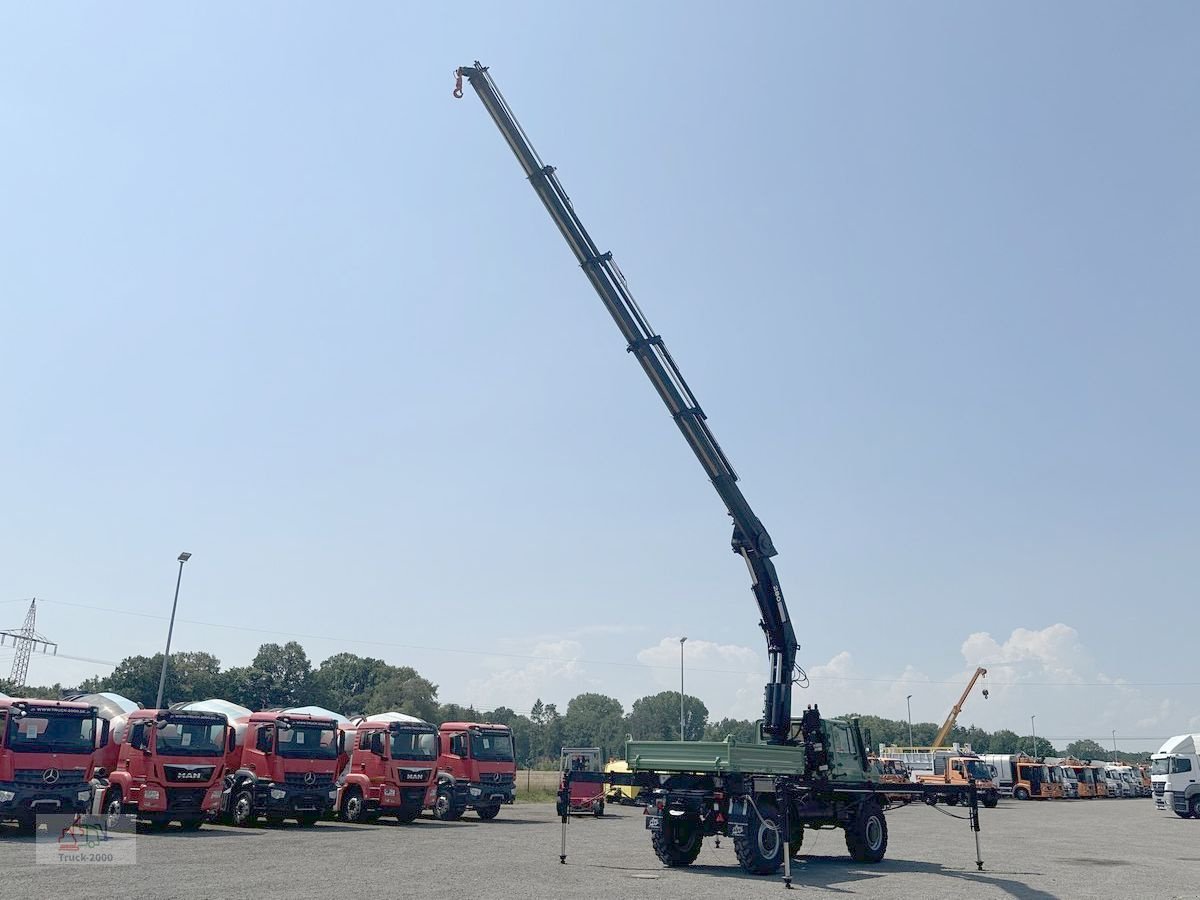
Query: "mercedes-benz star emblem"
43 768 60 784
303 771 316 786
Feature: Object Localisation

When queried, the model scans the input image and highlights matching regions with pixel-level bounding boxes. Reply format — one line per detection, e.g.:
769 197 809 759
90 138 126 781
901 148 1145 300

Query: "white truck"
1151 734 1200 817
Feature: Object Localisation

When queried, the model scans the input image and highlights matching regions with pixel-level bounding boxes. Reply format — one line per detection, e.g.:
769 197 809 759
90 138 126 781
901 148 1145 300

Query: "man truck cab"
86 696 229 831
0 697 103 834
433 722 516 820
337 712 439 824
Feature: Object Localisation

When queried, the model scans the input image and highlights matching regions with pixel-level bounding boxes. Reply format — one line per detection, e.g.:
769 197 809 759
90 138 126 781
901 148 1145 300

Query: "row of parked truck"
0 692 518 833
875 744 1153 803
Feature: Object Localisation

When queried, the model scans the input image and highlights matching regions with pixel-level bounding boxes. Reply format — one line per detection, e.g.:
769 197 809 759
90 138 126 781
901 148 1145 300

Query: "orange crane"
932 667 989 748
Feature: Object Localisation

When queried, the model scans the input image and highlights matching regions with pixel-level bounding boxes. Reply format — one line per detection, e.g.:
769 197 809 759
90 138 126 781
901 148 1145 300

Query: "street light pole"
155 552 192 710
679 637 687 741
1112 729 1117 762
1031 715 1037 756
906 695 913 749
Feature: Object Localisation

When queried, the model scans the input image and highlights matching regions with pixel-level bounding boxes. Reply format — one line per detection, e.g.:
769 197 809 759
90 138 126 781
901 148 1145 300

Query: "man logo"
43 768 60 784
303 772 316 786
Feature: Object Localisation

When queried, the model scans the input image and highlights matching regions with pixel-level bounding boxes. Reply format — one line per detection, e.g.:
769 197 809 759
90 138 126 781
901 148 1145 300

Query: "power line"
28 597 1196 688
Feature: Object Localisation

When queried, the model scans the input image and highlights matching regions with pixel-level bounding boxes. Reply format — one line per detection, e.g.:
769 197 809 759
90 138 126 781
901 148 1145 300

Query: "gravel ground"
1 796 1196 899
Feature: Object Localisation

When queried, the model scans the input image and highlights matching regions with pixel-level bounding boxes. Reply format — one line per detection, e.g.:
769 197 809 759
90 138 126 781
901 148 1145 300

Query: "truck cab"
96 708 229 830
981 753 1054 800
1151 735 1200 816
192 703 340 828
0 697 103 834
885 745 999 808
337 713 439 824
1050 761 1080 798
433 722 516 820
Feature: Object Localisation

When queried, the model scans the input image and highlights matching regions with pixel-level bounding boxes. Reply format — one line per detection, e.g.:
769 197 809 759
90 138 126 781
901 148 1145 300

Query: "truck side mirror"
99 720 110 749
256 727 274 754
227 728 237 753
338 732 346 755
369 732 385 756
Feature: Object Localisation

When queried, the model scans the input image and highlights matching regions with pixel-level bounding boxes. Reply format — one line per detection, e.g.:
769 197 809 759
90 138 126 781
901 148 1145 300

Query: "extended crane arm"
455 62 799 743
932 667 988 748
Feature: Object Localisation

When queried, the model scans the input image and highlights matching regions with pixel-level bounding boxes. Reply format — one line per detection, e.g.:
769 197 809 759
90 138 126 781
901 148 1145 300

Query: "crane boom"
455 62 799 743
932 666 988 748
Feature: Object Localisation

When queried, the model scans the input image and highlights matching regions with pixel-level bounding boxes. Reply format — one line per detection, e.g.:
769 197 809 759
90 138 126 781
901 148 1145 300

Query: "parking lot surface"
2 797 1196 899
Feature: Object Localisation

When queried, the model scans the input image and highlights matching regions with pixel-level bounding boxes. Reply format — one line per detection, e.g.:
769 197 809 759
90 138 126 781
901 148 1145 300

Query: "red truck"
0 697 103 834
432 722 516 820
81 693 229 831
178 700 340 827
336 713 440 824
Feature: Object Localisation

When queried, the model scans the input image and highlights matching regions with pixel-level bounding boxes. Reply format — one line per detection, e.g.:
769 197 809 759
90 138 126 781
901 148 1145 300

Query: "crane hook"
453 69 464 99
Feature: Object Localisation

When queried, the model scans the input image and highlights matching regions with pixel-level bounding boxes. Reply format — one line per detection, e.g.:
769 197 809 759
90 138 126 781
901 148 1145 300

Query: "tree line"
0 642 1150 765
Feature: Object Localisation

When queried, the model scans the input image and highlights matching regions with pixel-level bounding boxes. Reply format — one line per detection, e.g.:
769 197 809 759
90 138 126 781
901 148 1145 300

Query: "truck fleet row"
0 691 516 834
877 745 1153 803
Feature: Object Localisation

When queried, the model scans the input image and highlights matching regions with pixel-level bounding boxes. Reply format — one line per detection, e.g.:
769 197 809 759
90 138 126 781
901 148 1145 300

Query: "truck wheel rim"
347 796 362 818
866 816 883 851
758 820 780 859
236 795 251 822
105 799 121 826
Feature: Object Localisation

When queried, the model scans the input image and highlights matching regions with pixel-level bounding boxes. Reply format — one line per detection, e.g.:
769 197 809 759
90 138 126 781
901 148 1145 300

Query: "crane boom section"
456 63 799 742
933 666 988 748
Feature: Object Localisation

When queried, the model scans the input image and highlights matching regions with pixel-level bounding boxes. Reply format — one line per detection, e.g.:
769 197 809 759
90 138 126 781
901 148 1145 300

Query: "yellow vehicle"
603 759 641 805
870 756 914 805
1058 757 1097 798
880 745 1000 808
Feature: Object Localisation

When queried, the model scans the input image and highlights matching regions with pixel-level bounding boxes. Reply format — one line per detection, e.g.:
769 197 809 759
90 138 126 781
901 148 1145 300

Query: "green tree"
703 718 758 743
248 642 313 708
989 729 1022 754
311 653 396 716
626 691 708 741
1065 739 1110 761
366 667 439 721
100 651 223 707
563 693 626 757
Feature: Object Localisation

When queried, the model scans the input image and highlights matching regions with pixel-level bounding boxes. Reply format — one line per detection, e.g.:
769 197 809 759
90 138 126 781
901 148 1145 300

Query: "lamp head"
178 552 192 563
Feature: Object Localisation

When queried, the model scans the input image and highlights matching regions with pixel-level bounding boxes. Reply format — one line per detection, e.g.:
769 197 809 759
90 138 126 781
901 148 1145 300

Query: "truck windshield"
155 720 225 756
277 725 338 759
471 731 514 762
965 760 992 781
1152 757 1189 775
391 729 438 761
3 711 95 754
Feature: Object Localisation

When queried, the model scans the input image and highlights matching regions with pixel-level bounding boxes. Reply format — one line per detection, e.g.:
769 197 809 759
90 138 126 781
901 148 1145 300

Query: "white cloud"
462 639 589 713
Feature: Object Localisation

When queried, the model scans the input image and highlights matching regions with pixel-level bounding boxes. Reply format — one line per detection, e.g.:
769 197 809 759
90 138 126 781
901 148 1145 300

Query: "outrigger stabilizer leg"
781 786 794 890
968 779 984 871
558 774 569 864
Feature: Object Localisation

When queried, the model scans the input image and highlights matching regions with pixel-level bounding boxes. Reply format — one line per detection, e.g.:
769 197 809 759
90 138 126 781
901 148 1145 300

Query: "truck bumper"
467 781 515 806
257 784 337 817
0 782 91 820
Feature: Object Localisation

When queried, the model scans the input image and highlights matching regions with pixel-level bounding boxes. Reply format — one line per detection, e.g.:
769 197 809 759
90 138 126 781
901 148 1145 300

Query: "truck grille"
163 765 216 784
480 772 514 784
284 772 333 788
167 788 207 811
1153 783 1165 796
14 768 87 786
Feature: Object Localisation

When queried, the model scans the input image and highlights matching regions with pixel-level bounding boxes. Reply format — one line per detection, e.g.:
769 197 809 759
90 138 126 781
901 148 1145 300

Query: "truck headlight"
270 789 287 801
470 787 482 797
144 789 161 801
328 789 338 800
0 790 14 803
78 790 92 802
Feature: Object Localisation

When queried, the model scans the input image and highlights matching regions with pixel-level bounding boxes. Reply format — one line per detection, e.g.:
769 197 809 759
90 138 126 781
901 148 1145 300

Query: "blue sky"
2 2 1195 750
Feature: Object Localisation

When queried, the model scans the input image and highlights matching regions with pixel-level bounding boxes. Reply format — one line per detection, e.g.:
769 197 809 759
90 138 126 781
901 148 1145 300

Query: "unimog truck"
454 61 988 883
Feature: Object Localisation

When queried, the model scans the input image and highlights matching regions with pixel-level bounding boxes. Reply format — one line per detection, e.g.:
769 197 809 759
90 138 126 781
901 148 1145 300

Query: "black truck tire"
733 797 783 876
340 787 366 823
433 786 465 821
845 799 888 864
476 804 501 820
104 788 124 829
179 818 204 832
297 814 320 827
1014 787 1030 801
983 793 999 809
232 789 255 827
652 815 703 867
